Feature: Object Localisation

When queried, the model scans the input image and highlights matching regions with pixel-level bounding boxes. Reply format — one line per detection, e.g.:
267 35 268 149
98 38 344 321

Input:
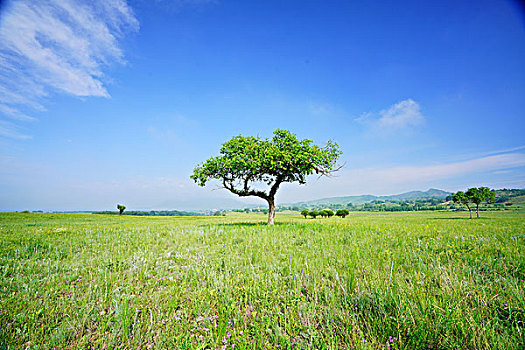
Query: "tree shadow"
200 222 289 228
430 217 472 220
430 217 490 220
225 222 291 227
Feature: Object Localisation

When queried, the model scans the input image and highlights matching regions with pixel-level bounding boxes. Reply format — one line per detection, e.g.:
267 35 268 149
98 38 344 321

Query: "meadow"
0 211 523 349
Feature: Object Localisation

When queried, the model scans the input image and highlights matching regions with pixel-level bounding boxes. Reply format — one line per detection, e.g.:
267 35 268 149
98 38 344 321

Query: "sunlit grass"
1 211 523 349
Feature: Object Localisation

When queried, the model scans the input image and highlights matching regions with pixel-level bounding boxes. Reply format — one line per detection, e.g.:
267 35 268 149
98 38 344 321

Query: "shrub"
309 210 319 219
336 209 350 218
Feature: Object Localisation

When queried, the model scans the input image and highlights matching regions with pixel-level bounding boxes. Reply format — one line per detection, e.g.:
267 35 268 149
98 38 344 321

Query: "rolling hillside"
286 188 451 207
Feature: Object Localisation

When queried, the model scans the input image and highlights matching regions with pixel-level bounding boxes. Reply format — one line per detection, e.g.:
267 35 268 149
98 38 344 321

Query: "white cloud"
0 0 139 138
377 99 424 128
356 99 425 132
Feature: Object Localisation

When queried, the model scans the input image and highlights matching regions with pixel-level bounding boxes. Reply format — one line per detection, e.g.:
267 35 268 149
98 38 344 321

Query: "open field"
1 211 524 349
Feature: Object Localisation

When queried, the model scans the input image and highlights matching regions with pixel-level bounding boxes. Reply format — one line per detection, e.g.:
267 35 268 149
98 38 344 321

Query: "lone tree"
117 204 126 215
191 129 341 225
452 191 472 218
466 187 495 218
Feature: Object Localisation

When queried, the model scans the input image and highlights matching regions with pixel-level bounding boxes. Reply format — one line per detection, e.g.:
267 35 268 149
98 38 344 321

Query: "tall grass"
0 212 523 349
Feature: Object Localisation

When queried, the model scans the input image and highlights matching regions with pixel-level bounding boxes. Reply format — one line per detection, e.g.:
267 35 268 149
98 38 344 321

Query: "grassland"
1 211 524 349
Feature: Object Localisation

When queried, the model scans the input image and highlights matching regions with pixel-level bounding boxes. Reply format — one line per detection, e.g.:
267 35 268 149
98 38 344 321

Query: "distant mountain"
381 188 451 201
286 188 451 207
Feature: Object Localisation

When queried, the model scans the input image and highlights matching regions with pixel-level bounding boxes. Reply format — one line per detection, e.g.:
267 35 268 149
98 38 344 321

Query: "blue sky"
0 0 524 211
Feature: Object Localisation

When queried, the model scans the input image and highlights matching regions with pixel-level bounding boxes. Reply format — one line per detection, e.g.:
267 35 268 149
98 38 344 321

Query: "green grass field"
1 211 524 349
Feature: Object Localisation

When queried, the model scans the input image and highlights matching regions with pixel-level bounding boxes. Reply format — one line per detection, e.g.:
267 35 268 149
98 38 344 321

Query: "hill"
288 188 450 208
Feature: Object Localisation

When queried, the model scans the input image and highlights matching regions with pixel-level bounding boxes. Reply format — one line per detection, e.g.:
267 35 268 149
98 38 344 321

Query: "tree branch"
222 178 269 200
269 175 284 199
313 161 345 178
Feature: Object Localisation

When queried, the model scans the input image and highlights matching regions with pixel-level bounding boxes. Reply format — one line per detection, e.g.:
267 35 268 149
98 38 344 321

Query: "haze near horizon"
0 0 524 211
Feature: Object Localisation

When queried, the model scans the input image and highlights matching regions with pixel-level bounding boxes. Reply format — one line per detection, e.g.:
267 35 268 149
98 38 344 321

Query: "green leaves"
336 209 349 218
190 129 342 225
190 129 342 197
191 129 341 224
466 187 495 205
452 191 469 206
117 204 126 215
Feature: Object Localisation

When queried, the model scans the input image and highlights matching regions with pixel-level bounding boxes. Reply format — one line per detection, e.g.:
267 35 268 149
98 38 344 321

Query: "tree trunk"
466 204 472 219
476 204 479 218
267 198 276 225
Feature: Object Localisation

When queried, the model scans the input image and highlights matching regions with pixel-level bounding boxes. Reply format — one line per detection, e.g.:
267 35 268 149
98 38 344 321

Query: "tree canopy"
309 210 319 219
117 204 126 215
452 187 495 218
452 191 472 218
336 209 350 218
466 187 495 218
191 129 342 224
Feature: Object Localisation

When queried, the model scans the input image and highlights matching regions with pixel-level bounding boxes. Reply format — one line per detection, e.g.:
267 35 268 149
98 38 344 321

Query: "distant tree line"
93 210 204 217
279 188 522 213
301 209 349 219
292 199 451 213
231 208 269 214
492 189 525 203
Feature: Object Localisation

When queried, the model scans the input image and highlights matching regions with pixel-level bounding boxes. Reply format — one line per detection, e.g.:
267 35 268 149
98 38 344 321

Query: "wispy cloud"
279 151 525 201
0 0 139 138
357 153 525 185
0 121 32 140
356 99 425 132
479 145 525 157
0 104 37 122
344 153 525 193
